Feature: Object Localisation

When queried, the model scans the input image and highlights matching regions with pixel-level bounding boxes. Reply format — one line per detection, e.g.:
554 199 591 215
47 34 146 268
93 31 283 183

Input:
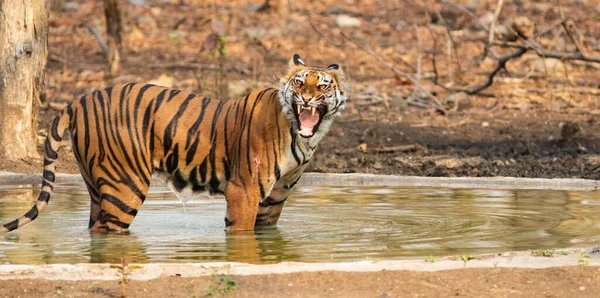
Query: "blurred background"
32 0 600 178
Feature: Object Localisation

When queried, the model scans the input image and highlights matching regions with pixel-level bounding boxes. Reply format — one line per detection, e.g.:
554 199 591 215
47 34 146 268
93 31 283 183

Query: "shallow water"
1 183 600 264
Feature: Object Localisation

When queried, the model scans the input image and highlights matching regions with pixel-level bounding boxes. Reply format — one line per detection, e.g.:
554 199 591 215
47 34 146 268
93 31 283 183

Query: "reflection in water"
1 184 600 264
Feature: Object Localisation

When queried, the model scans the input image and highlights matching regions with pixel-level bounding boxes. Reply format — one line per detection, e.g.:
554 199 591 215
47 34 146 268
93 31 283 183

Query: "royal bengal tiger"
0 54 346 233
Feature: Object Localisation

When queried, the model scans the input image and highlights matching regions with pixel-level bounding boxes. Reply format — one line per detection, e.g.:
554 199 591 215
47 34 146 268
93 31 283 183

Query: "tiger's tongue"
299 109 320 136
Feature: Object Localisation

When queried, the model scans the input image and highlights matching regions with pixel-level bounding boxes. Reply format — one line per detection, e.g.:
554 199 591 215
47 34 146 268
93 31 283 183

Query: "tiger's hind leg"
90 180 150 232
82 176 101 229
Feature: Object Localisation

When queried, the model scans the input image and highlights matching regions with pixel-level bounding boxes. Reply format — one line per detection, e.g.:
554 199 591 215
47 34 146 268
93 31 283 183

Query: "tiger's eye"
294 79 303 86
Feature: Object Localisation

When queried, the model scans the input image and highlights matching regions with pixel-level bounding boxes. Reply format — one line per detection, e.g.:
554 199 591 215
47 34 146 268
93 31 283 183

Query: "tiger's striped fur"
1 54 346 232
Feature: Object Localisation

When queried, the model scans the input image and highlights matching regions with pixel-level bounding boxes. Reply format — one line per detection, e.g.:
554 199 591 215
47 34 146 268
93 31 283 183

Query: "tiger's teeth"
311 106 316 116
296 104 302 114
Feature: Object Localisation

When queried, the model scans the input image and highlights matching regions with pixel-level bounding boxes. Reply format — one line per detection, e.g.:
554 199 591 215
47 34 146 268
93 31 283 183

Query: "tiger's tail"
0 105 72 233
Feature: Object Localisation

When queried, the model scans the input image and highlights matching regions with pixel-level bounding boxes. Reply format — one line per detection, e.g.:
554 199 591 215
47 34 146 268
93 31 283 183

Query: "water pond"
1 183 600 264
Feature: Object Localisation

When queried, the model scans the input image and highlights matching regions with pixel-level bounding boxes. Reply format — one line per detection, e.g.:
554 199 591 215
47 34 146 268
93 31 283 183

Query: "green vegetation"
577 252 591 266
110 259 142 298
461 255 473 267
424 256 439 263
529 249 556 257
205 273 237 296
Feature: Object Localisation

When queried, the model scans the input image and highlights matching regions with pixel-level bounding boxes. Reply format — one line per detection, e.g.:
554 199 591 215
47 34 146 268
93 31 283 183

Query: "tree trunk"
0 0 49 160
104 0 123 77
258 0 289 20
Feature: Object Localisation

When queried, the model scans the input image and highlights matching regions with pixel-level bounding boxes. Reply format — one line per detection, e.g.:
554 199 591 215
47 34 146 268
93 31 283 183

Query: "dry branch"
340 32 445 113
307 15 344 47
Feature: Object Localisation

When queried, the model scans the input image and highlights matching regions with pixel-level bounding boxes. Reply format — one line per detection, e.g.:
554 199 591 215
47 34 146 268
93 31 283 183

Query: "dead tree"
0 1 50 160
104 0 123 77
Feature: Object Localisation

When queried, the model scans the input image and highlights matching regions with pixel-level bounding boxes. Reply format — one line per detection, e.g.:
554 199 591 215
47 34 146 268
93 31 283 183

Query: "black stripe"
286 175 302 189
166 143 180 174
50 116 62 141
258 177 265 199
245 90 268 176
106 218 130 229
274 163 281 180
225 217 235 227
101 193 138 216
80 95 91 160
149 122 156 156
41 180 54 191
222 158 231 181
172 170 187 191
166 89 181 102
66 104 73 118
235 95 250 176
189 166 206 192
207 101 226 193
163 94 196 153
96 177 119 192
259 197 287 207
223 105 232 164
24 205 39 220
185 133 200 165
3 219 19 231
153 89 168 113
38 190 51 203
45 138 58 159
289 128 301 165
141 98 155 143
199 158 208 183
127 85 153 183
43 170 55 183
185 97 210 149
43 158 53 166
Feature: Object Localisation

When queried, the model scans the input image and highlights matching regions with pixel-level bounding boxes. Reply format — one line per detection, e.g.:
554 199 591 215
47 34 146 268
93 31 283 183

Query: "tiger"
1 54 346 233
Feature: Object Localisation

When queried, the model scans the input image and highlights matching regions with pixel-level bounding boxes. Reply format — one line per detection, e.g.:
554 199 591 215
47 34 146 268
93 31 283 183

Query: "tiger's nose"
302 94 312 103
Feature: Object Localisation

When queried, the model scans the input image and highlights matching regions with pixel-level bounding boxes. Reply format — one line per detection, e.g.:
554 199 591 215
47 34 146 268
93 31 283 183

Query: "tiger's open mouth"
295 104 326 138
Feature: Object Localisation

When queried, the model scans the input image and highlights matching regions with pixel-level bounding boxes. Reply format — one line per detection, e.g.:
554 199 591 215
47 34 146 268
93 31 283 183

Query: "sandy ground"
0 250 600 297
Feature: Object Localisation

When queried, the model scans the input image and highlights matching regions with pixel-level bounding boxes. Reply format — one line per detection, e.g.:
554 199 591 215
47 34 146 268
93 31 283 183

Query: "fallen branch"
335 144 428 155
492 41 600 63
369 144 428 154
149 63 251 75
461 47 528 95
41 102 67 111
83 23 108 57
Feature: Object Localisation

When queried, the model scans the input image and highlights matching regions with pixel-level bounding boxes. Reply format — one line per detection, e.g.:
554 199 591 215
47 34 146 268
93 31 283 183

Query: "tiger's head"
279 54 347 141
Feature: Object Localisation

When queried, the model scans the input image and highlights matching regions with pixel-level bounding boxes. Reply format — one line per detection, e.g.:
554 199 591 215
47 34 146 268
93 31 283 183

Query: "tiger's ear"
326 63 344 81
290 54 305 67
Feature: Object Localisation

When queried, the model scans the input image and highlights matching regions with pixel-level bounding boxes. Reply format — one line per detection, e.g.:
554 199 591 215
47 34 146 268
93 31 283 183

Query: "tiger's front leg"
255 186 292 227
224 179 262 232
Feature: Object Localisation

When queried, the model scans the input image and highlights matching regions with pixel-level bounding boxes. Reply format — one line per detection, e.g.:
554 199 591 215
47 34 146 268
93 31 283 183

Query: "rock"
148 74 174 88
129 0 147 6
435 158 463 169
560 121 581 141
463 157 486 167
63 2 80 10
128 26 146 43
584 155 600 165
244 27 267 38
444 92 472 111
511 16 535 40
335 15 361 27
